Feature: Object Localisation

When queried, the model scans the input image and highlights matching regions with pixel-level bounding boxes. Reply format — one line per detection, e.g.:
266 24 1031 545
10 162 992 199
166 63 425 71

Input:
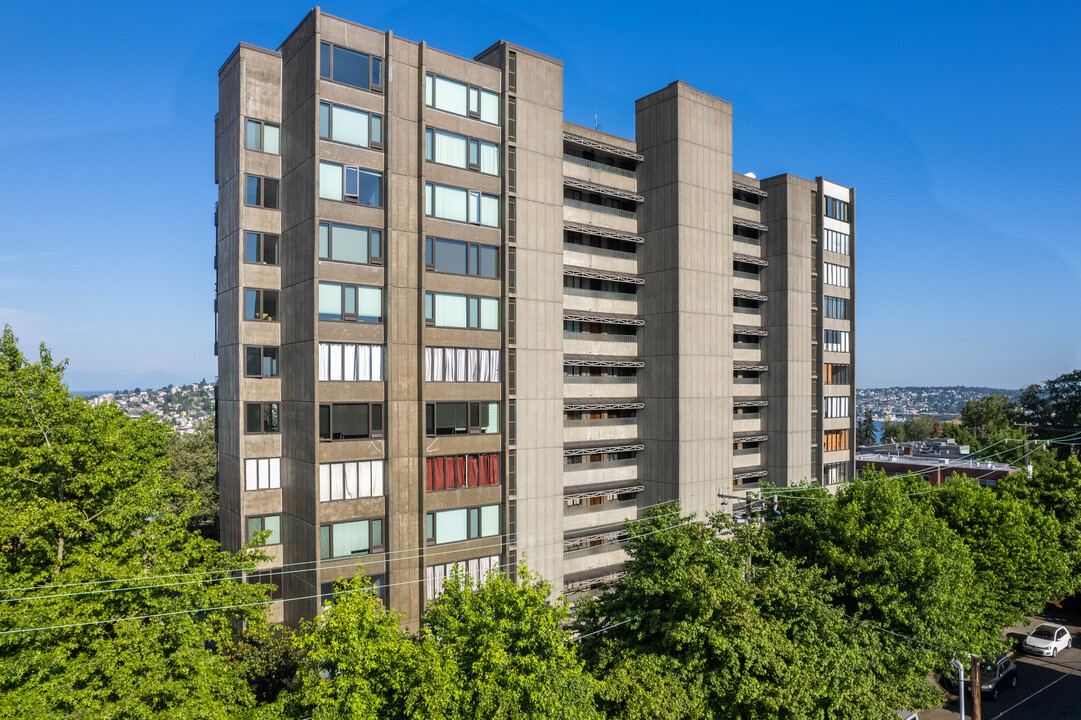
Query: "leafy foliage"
1018 369 1081 434
856 408 877 446
164 421 218 537
0 326 270 718
999 457 1081 578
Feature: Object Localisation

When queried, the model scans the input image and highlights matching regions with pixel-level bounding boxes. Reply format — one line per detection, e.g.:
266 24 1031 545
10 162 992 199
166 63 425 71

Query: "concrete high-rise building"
214 9 856 626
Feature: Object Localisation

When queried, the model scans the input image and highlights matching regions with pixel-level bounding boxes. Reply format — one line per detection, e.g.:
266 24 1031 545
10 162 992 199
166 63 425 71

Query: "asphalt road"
924 602 1081 720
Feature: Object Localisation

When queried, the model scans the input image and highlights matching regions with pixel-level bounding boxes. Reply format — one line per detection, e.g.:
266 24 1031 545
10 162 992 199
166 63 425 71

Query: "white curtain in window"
483 403 499 434
434 129 467 168
329 343 343 381
435 294 468 328
468 191 481 223
454 348 466 381
357 461 370 498
479 142 499 175
269 458 280 489
434 76 468 116
425 74 434 106
370 460 384 496
480 194 500 227
490 349 500 381
432 184 468 222
424 347 433 382
356 287 382 320
332 105 368 147
245 459 257 491
319 162 343 201
479 349 490 381
344 462 358 499
335 520 369 555
479 298 499 330
445 346 457 379
480 90 499 124
318 343 329 381
331 463 345 501
432 348 444 381
258 458 271 489
319 464 331 502
357 345 371 381
467 349 479 382
370 345 383 381
343 344 356 381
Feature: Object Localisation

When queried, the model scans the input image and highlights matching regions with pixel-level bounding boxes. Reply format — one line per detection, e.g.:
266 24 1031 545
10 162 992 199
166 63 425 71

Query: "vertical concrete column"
637 82 734 517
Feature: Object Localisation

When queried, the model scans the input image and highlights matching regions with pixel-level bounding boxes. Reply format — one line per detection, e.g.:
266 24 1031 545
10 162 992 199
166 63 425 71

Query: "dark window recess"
245 346 280 378
245 175 279 209
733 187 762 206
564 230 639 257
248 568 284 600
244 289 279 321
425 402 499 436
320 42 383 92
825 196 850 222
244 232 279 265
563 145 638 175
424 237 498 278
245 402 279 433
563 188 637 216
318 403 384 441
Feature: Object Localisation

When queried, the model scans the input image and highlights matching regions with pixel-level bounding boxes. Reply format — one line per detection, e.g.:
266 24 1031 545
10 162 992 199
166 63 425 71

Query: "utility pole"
951 659 966 719
970 654 982 720
1014 421 1037 474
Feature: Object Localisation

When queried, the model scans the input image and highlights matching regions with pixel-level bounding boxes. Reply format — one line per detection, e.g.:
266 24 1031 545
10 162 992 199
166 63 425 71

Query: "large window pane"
356 287 382 322
436 509 468 544
333 105 368 146
244 289 258 319
333 45 369 89
431 184 467 222
263 125 279 154
482 402 499 434
480 142 499 175
434 238 467 274
479 246 497 278
332 225 368 264
480 505 499 537
480 90 499 124
433 129 467 167
479 298 499 330
331 404 369 439
435 293 468 328
433 76 467 115
318 283 342 320
319 102 330 138
245 347 262 377
335 520 370 555
246 120 261 150
319 162 343 201
480 194 500 227
246 176 260 205
356 169 382 207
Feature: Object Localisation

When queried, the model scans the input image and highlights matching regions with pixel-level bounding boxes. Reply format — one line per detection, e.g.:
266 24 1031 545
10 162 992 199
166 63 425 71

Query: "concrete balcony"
733 380 764 397
563 499 639 534
733 346 763 364
733 274 763 294
563 201 638 236
732 311 763 328
563 158 637 194
732 417 763 435
562 291 638 317
563 336 638 357
733 202 763 224
563 419 639 445
562 460 639 486
563 245 639 276
563 544 628 578
562 378 639 399
733 449 764 470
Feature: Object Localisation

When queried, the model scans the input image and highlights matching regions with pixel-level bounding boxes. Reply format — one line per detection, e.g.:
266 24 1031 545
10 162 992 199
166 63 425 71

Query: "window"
425 504 500 545
424 292 499 330
318 403 384 441
244 289 279 321
824 262 849 288
319 42 383 92
425 453 501 491
424 347 501 382
424 238 498 278
319 161 383 207
825 196 850 222
246 514 280 545
320 518 384 559
245 457 281 491
426 555 499 600
823 363 850 385
319 222 382 265
824 396 850 418
244 232 279 265
425 402 499 436
245 175 279 209
319 459 385 501
824 462 850 485
318 282 383 323
321 575 387 608
425 128 500 175
824 429 849 452
245 402 280 433
425 73 499 124
824 329 850 353
319 102 383 149
424 182 499 227
245 119 280 154
824 228 849 255
245 346 279 378
247 568 283 601
823 296 848 320
318 343 384 382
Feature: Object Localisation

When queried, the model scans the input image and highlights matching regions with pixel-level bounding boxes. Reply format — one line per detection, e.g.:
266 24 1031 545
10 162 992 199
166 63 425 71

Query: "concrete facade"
215 8 857 622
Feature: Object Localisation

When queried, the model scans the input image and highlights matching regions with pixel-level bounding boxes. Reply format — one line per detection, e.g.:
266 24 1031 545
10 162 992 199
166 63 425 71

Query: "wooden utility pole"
970 654 982 720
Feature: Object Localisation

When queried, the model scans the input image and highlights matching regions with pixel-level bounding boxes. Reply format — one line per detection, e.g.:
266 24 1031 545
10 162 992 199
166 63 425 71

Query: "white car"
1023 623 1072 657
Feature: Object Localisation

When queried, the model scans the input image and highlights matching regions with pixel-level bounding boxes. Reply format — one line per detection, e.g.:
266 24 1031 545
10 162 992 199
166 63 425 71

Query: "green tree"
165 421 218 537
424 566 601 720
920 474 1072 627
0 326 270 718
857 408 877 446
576 505 924 720
999 457 1081 578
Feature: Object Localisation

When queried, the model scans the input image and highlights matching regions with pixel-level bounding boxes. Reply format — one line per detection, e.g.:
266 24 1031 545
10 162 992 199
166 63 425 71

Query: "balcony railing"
563 375 638 384
563 241 637 261
563 286 638 302
564 457 637 471
564 331 637 343
563 417 638 428
565 197 637 219
564 154 637 179
734 198 760 211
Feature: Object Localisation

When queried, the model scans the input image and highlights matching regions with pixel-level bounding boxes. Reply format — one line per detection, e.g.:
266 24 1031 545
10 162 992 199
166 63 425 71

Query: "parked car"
1023 623 1072 657
965 655 1018 702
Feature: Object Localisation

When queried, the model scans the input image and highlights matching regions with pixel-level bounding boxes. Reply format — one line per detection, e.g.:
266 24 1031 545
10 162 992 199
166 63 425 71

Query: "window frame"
824 329 850 353
425 72 500 125
247 568 283 600
245 402 280 434
244 174 280 209
319 42 384 93
244 231 280 266
425 504 501 545
319 518 385 560
244 288 279 322
245 118 281 155
319 101 384 151
424 401 499 436
319 222 383 266
244 345 280 378
424 291 500 329
825 196 850 222
319 459 385 502
424 127 500 175
244 457 281 491
824 396 850 419
424 181 500 227
318 402 384 442
317 282 384 324
318 161 383 207
246 514 281 545
424 237 499 278
824 429 850 452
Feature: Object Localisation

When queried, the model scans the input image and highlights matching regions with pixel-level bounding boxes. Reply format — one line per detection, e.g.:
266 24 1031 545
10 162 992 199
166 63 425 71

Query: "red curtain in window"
488 453 500 486
425 457 435 491
432 456 444 491
477 454 489 486
468 454 480 488
455 455 467 489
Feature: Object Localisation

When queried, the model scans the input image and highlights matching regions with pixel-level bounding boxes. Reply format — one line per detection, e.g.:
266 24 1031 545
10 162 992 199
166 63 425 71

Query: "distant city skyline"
2 0 1078 391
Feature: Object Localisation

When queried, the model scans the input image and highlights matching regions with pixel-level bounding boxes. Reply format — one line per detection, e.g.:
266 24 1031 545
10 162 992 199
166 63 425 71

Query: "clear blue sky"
1 0 1078 391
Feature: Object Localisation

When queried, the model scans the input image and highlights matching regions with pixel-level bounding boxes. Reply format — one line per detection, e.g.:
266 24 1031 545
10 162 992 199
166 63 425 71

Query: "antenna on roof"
594 113 601 131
